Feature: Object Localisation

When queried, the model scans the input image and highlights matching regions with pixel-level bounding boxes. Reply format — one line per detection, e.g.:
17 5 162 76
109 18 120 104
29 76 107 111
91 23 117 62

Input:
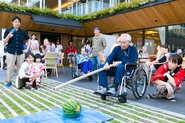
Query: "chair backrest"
60 53 64 62
45 52 57 68
58 53 64 66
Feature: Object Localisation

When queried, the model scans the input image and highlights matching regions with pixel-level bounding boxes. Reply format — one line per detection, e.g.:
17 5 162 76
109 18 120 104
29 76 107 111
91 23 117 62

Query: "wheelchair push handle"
53 64 114 90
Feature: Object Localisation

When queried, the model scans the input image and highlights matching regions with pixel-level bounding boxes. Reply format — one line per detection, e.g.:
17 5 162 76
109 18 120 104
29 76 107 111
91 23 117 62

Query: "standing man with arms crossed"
92 27 107 76
4 16 30 87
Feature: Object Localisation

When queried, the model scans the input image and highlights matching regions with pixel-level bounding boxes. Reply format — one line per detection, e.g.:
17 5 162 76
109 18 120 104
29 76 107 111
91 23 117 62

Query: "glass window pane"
145 28 162 55
168 24 185 53
25 0 40 7
103 0 109 8
128 30 143 52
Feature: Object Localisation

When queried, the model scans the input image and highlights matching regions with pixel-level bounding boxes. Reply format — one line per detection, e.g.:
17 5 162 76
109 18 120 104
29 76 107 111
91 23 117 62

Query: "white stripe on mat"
0 84 41 112
0 112 6 120
1 81 52 110
0 89 31 115
23 89 61 108
0 97 19 117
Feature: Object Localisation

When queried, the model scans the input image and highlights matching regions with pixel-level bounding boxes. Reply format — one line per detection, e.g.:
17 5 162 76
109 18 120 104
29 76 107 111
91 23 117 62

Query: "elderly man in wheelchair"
94 33 148 103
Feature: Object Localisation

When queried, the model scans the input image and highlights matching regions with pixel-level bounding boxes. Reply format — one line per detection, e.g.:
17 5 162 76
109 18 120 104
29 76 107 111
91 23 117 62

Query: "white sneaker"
80 72 85 76
106 88 116 95
96 88 107 95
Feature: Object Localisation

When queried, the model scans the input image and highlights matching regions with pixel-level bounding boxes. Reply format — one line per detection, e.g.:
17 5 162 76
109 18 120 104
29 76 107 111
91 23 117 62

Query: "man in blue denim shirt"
4 16 30 87
94 33 138 95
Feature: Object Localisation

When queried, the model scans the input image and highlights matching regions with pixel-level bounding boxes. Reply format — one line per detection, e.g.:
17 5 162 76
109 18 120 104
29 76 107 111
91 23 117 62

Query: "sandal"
169 98 176 102
146 94 153 99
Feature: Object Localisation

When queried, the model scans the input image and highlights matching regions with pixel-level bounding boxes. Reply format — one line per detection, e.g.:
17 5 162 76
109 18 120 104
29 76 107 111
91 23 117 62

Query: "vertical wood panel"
61 34 72 65
28 31 41 45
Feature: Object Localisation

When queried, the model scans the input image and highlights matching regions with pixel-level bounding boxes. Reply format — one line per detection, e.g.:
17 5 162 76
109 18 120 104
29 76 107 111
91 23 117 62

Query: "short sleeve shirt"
92 35 107 56
57 45 63 51
45 45 52 52
4 28 29 55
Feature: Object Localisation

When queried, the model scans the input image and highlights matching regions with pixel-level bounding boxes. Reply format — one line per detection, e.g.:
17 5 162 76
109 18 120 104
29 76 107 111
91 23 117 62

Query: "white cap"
120 33 131 42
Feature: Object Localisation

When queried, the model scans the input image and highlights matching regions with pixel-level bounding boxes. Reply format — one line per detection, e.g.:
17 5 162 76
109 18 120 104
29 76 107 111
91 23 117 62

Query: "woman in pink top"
30 34 39 50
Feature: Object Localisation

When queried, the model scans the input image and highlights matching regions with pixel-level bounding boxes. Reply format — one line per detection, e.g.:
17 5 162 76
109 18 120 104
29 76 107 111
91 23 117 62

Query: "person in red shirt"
65 41 77 66
146 54 185 102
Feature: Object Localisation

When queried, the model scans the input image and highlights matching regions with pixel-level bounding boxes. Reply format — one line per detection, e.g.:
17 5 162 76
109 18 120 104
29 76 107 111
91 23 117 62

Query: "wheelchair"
71 54 93 81
97 63 147 103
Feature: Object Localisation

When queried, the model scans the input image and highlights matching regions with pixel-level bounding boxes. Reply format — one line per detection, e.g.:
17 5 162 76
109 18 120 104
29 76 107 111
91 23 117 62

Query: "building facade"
0 0 185 55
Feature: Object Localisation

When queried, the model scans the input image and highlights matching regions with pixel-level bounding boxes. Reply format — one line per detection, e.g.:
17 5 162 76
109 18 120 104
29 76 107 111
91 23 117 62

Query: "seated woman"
84 39 92 56
77 47 92 75
146 54 185 102
31 43 40 55
139 45 149 58
138 46 150 76
176 49 182 57
16 52 44 89
65 41 77 67
147 44 170 70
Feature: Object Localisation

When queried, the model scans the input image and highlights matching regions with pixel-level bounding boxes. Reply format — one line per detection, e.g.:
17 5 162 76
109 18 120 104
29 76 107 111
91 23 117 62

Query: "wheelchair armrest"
125 62 138 71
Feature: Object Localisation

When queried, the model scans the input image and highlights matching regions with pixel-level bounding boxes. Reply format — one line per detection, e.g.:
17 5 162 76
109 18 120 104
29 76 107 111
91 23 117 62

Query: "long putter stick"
53 64 114 90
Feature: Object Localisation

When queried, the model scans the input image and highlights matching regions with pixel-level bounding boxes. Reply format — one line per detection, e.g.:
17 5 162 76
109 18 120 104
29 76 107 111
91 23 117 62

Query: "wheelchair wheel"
118 92 127 103
131 67 147 99
71 64 77 78
101 95 106 100
71 67 76 78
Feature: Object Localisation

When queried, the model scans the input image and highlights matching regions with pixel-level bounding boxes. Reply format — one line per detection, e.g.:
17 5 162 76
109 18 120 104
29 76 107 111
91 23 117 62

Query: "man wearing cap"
92 27 107 74
94 33 138 95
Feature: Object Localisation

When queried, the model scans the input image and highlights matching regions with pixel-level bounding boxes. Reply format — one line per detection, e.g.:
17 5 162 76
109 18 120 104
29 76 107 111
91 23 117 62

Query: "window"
168 24 185 53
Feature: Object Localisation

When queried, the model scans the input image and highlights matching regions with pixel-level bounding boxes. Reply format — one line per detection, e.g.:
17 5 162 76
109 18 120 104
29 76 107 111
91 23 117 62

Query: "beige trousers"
152 82 176 99
6 53 24 82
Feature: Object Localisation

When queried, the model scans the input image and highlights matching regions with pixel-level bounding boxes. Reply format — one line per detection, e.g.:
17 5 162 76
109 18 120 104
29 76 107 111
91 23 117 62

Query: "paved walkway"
1 66 185 119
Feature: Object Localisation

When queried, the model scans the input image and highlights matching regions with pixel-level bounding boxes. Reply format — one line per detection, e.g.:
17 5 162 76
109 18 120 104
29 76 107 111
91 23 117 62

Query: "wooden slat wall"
61 34 72 65
0 11 85 36
0 0 185 37
28 31 41 45
82 0 185 36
